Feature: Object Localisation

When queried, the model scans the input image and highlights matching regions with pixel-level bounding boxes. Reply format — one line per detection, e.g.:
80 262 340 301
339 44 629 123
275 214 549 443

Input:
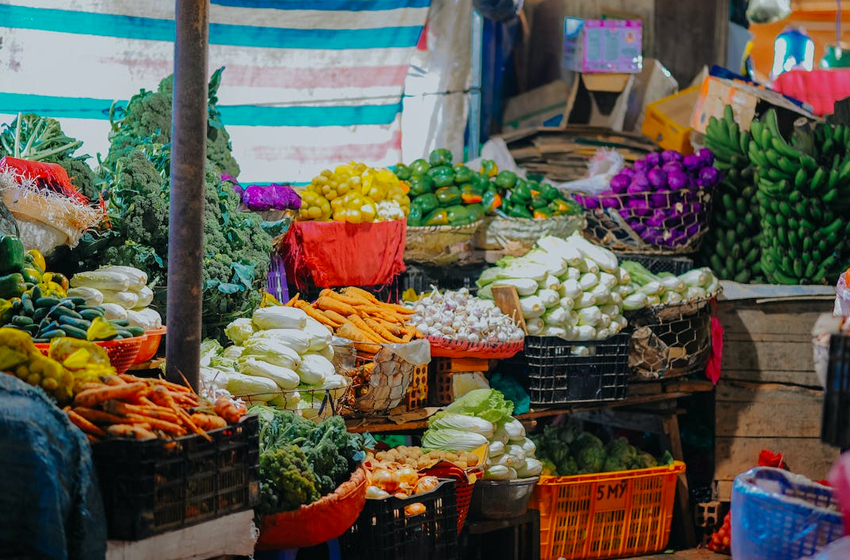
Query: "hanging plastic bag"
835 269 850 316
746 0 791 24
556 149 625 195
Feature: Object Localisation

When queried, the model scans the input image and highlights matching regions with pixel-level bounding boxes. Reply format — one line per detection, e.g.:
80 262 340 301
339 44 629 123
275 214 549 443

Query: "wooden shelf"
345 377 713 434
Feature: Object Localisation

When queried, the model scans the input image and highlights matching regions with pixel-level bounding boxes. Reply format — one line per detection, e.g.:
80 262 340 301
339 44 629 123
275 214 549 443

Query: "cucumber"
31 285 42 303
126 326 146 337
21 293 34 316
10 299 22 314
32 338 49 343
58 316 92 331
21 324 38 336
35 297 61 308
49 306 82 320
116 329 134 339
63 297 87 307
11 316 33 327
109 319 130 328
60 325 88 339
41 329 66 339
78 309 103 321
32 308 48 322
38 320 58 333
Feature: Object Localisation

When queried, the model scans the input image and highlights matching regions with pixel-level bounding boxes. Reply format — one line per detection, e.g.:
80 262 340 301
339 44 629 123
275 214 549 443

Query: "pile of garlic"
410 288 524 344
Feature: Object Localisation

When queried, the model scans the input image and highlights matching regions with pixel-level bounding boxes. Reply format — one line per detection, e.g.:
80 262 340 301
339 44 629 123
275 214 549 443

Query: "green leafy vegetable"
444 388 514 424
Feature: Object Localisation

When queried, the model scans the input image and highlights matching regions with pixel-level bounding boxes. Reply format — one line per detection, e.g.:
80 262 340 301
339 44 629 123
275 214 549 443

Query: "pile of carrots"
286 287 420 353
65 374 245 442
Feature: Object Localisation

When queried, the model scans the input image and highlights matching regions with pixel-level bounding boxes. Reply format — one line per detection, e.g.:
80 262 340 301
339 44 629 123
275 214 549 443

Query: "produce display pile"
477 233 629 340
398 151 580 225
286 288 420 351
619 262 720 309
299 162 411 223
409 288 524 345
748 109 850 284
200 305 346 415
701 105 762 282
576 149 720 249
531 421 673 476
253 406 365 514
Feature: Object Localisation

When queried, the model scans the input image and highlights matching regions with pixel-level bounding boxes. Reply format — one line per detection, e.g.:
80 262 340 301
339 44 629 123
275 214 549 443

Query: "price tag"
594 480 630 512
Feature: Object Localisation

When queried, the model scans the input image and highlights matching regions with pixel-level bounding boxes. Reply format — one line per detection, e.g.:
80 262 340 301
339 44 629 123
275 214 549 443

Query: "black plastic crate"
341 479 458 560
616 253 694 276
523 334 631 405
92 414 260 540
822 334 850 449
399 263 489 296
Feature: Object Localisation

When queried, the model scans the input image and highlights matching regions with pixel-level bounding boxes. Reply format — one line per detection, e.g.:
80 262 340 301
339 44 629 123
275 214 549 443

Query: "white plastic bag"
746 0 791 24
834 270 850 316
556 149 625 195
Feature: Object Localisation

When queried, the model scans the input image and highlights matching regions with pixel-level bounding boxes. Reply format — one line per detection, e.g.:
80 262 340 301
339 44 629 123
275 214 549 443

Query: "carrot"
337 321 380 344
285 293 300 306
343 286 379 303
354 342 382 354
348 315 387 341
125 414 187 436
67 410 107 438
151 386 211 441
103 375 125 386
86 434 100 443
74 407 127 425
351 304 395 319
365 318 404 343
295 301 340 328
385 303 415 315
78 382 104 392
104 400 180 423
328 290 372 306
376 319 402 336
315 296 357 317
214 397 245 424
190 413 227 431
171 393 200 407
154 378 194 394
107 424 157 440
74 382 148 408
322 309 348 326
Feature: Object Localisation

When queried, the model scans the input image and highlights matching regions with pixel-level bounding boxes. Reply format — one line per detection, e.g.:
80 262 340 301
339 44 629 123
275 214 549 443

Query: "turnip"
645 152 661 168
682 154 702 171
647 168 668 188
661 150 684 163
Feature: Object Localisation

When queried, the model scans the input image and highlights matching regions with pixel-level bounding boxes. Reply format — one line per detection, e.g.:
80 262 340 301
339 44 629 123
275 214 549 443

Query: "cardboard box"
642 86 701 154
690 75 818 135
563 18 642 74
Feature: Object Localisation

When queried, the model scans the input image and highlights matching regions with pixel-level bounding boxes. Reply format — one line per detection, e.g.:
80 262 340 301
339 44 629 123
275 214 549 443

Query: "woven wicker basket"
473 214 586 255
405 221 481 266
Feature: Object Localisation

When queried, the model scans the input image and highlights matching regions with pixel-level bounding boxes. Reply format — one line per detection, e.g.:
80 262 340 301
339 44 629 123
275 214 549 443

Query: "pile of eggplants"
575 149 721 249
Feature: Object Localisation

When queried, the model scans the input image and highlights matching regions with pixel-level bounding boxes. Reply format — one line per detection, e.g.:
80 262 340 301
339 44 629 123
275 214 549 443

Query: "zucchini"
32 338 49 343
10 299 21 314
60 325 88 339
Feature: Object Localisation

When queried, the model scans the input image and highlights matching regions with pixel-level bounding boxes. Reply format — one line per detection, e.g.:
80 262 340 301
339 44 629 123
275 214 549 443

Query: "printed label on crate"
594 479 630 512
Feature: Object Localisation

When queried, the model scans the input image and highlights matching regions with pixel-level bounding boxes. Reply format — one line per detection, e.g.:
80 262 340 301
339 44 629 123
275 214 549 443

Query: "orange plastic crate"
531 461 685 560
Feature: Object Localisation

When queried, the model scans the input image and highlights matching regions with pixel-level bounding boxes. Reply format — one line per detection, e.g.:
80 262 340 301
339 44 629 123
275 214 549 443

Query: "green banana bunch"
750 109 850 285
700 105 763 283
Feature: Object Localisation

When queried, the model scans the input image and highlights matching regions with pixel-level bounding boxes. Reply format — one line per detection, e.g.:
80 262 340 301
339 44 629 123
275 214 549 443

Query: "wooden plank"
662 414 696 549
654 0 726 84
492 285 527 333
714 437 838 488
721 368 821 386
717 301 830 337
715 381 825 438
720 339 815 376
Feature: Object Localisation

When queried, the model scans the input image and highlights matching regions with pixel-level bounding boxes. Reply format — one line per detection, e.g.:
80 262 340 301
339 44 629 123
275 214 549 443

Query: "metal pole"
468 9 484 159
166 0 209 390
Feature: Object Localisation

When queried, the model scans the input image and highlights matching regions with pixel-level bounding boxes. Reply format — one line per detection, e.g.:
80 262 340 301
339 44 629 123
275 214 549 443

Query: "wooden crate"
714 297 838 501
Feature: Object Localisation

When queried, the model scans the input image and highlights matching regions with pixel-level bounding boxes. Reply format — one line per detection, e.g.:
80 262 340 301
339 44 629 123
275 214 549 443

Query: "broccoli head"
257 445 320 515
557 457 579 477
576 444 606 474
629 451 658 470
56 156 99 201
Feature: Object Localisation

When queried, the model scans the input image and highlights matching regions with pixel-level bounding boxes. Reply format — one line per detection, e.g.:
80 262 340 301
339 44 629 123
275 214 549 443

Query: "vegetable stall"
2 6 849 560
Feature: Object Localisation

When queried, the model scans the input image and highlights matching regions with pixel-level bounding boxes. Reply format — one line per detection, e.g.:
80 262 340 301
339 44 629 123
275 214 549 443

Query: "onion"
645 208 667 228
650 189 670 208
600 194 622 209
698 148 715 167
578 195 600 209
627 181 650 196
667 171 689 190
699 166 721 187
661 150 684 163
645 152 661 168
682 154 702 171
620 167 635 179
371 468 400 492
610 173 630 194
633 159 648 173
397 467 419 486
627 198 651 216
647 168 668 189
661 161 683 174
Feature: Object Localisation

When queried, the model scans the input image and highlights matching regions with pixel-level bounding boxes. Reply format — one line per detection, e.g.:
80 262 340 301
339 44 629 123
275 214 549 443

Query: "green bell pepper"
511 181 532 203
413 193 440 214
407 205 424 226
482 189 503 214
395 163 412 181
429 148 453 167
549 198 581 216
459 183 484 204
466 203 485 222
435 186 462 207
0 236 24 275
495 170 518 189
471 172 491 190
410 158 431 176
0 273 26 299
480 159 498 178
542 184 560 201
427 165 455 187
446 205 471 226
530 194 549 209
423 208 450 226
508 204 533 219
453 165 474 184
533 207 554 219
408 175 434 197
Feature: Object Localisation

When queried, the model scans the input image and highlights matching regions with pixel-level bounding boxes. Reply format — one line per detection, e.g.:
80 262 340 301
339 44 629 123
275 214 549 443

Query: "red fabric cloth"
706 316 724 385
758 449 787 470
773 69 850 116
282 220 406 289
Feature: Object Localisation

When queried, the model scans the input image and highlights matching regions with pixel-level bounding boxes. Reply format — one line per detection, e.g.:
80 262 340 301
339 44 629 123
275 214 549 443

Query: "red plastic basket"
135 327 167 364
422 461 480 533
35 336 144 375
426 336 524 359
